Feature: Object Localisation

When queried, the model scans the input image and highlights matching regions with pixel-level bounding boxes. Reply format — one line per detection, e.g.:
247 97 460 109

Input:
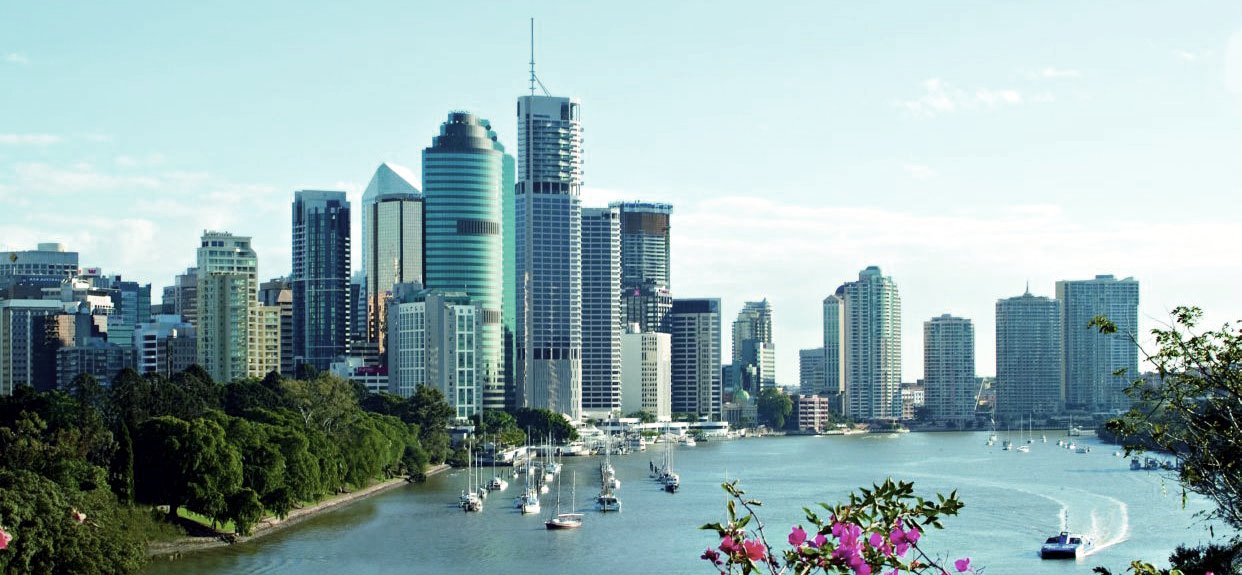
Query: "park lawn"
176 507 237 534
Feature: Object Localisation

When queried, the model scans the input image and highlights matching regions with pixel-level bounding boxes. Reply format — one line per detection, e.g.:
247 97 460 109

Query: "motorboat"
1040 531 1093 559
596 491 621 512
1016 445 1030 453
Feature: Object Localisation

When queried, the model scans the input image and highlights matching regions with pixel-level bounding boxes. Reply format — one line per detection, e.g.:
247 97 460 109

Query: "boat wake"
1081 495 1130 556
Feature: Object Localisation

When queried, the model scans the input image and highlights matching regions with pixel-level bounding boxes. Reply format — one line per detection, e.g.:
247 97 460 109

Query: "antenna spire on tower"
529 18 536 96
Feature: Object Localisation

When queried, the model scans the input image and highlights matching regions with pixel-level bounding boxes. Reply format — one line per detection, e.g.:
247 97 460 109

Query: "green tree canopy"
756 387 793 430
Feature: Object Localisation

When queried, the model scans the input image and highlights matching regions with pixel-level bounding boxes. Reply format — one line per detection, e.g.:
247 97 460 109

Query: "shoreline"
146 463 450 560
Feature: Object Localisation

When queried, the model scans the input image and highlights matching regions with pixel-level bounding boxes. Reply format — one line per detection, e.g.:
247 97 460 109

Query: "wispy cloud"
0 133 61 145
3 52 29 65
901 163 937 180
1030 67 1081 79
897 79 1027 116
1177 49 1213 62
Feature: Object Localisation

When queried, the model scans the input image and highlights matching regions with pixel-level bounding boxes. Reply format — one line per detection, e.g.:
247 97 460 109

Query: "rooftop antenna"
528 18 551 97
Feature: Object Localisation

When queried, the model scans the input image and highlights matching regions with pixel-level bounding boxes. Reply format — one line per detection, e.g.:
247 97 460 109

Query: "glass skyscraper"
361 163 423 353
613 201 673 332
580 206 621 414
732 299 775 394
515 94 584 419
423 112 505 413
291 190 351 372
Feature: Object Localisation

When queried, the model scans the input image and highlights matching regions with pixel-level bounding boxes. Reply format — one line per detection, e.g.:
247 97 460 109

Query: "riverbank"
146 463 450 560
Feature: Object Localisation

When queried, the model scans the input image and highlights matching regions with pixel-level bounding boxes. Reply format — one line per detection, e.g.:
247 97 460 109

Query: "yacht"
1040 531 1093 559
596 490 621 512
545 472 583 530
1016 444 1030 453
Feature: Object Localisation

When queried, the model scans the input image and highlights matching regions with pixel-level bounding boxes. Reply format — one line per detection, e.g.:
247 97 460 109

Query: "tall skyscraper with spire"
515 25 585 419
361 163 423 353
422 112 507 413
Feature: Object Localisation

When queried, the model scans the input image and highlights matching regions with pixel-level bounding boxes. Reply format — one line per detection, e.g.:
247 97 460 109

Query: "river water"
144 432 1224 574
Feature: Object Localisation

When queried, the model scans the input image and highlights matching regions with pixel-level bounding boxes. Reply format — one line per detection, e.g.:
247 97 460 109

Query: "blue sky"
3 2 1241 384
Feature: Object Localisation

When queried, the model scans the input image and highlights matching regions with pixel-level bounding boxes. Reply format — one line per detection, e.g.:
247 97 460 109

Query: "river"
144 431 1223 574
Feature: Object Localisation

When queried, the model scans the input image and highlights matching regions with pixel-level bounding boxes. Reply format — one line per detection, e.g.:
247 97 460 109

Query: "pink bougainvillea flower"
719 536 739 555
789 525 807 547
854 562 872 575
906 525 921 544
810 533 827 548
869 532 884 549
954 557 971 572
743 538 766 561
0 526 11 550
701 547 721 564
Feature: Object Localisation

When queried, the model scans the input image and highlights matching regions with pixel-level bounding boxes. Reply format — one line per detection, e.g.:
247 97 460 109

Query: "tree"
512 408 578 442
756 387 793 430
626 410 656 424
108 420 134 506
1094 307 1242 530
280 374 358 434
133 416 242 523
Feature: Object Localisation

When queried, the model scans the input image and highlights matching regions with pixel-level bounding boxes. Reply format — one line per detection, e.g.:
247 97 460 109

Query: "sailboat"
1002 425 1014 451
515 442 541 514
597 434 622 512
546 471 583 530
660 443 680 493
487 435 509 491
459 445 483 512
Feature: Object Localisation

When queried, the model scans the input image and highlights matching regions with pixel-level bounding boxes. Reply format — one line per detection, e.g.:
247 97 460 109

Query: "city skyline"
4 3 1242 384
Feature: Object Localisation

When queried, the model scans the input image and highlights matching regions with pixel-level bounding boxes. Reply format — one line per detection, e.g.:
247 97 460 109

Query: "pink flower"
0 526 11 550
869 532 884 549
719 536 739 555
743 539 766 561
789 525 807 547
854 563 872 575
701 547 721 565
954 557 971 572
810 533 828 548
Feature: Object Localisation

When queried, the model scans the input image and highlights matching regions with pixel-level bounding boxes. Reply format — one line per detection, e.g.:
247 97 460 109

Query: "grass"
176 507 237 534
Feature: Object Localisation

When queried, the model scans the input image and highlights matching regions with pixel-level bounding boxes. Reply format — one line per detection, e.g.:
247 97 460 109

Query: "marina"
143 431 1225 575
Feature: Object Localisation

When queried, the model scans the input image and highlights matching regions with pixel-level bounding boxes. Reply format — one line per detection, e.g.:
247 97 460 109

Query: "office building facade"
842 266 902 421
580 206 621 414
923 314 976 424
1056 275 1139 414
291 190 351 372
361 163 423 351
995 290 1062 421
669 298 722 420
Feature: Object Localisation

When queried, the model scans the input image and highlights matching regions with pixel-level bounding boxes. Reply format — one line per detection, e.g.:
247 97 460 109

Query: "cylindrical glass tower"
422 112 505 415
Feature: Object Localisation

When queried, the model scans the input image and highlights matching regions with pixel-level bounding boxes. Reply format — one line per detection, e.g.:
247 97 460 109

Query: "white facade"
621 325 671 421
388 288 481 419
135 314 197 377
843 266 903 421
196 231 260 383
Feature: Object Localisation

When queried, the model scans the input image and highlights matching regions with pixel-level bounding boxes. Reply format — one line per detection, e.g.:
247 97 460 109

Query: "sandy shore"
147 463 450 560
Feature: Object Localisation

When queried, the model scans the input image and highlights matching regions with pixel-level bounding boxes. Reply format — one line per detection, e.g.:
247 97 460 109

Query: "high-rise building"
995 289 1062 421
259 278 294 375
621 323 671 421
250 304 282 378
842 266 902 421
500 153 517 404
669 298 722 420
580 206 621 415
515 92 584 419
56 340 134 389
196 231 259 383
422 112 506 412
387 285 481 417
732 300 775 394
799 347 827 395
172 267 198 326
291 190 351 372
0 243 78 298
822 292 844 397
107 278 151 349
361 163 423 352
923 314 976 424
1056 275 1139 413
613 201 673 332
135 314 197 378
0 299 69 395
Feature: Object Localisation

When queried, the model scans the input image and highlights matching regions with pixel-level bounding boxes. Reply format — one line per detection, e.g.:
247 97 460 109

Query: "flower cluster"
0 526 11 551
700 479 971 575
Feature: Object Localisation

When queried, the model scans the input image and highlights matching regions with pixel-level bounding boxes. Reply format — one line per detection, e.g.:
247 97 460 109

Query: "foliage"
1092 307 1242 530
512 407 578 442
628 410 657 424
472 410 527 448
757 388 793 430
701 478 968 575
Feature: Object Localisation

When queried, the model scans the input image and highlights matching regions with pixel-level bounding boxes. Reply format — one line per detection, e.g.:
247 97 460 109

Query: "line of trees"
0 366 456 574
